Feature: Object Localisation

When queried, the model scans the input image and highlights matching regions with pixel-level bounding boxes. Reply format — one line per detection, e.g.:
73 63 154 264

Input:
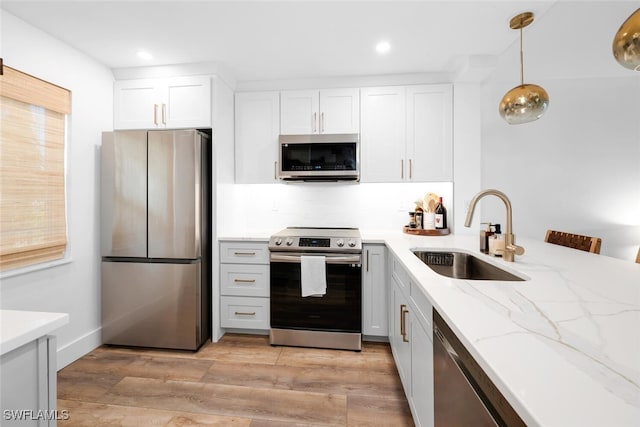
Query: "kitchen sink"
413 251 525 281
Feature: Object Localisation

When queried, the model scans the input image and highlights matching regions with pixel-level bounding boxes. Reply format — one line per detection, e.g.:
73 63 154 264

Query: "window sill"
0 257 73 280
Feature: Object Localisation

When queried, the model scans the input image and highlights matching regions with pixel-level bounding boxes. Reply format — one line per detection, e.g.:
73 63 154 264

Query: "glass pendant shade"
499 84 549 124
499 12 549 125
612 8 640 71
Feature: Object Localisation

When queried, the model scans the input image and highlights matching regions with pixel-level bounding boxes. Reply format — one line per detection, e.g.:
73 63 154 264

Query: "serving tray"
402 226 450 236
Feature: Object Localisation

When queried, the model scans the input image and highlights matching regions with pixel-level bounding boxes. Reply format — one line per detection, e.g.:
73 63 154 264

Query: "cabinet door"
319 88 359 134
165 76 212 129
411 316 434 427
406 84 453 182
360 86 406 182
114 79 162 130
362 244 387 336
280 90 319 134
390 278 412 394
235 92 280 183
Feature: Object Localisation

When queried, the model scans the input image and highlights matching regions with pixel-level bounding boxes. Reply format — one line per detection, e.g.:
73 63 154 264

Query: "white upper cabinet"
235 91 280 184
280 88 359 135
114 76 211 130
361 84 452 183
406 84 453 182
360 86 406 182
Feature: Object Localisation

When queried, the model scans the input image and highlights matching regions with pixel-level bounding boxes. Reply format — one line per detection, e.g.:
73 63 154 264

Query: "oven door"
270 252 362 332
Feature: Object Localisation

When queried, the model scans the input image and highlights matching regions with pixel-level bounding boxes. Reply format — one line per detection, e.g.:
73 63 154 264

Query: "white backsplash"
217 182 453 235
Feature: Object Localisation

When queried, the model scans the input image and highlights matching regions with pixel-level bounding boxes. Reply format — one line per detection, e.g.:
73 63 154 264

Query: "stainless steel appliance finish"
278 133 359 181
101 129 211 351
433 310 525 427
269 227 362 351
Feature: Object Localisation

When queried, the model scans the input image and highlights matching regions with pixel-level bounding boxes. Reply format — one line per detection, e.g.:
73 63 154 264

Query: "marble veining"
375 231 640 426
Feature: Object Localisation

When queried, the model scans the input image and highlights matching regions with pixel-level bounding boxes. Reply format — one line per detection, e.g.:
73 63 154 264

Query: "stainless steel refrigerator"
101 129 211 350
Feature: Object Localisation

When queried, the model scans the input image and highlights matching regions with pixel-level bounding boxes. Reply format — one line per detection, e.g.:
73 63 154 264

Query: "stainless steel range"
269 227 363 351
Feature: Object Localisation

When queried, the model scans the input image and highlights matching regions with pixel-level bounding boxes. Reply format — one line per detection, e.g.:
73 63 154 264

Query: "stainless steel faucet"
464 189 525 262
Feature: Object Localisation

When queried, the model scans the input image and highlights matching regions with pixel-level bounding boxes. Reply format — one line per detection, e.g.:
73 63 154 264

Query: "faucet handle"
507 244 525 256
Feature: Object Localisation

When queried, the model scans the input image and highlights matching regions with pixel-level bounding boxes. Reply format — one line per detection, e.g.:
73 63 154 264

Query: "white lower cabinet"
219 241 270 331
1 336 58 426
388 254 434 427
362 244 388 337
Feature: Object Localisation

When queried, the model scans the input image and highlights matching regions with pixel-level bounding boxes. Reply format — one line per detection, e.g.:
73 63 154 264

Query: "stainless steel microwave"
278 134 360 182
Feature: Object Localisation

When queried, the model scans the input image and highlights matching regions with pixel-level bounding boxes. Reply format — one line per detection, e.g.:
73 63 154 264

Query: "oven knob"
348 239 356 247
336 239 344 247
274 237 283 246
285 238 294 246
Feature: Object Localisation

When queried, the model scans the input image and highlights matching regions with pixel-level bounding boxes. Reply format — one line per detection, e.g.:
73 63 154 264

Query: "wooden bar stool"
544 230 602 254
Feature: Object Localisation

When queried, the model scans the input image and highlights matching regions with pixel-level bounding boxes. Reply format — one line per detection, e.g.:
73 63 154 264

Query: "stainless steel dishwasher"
433 310 526 427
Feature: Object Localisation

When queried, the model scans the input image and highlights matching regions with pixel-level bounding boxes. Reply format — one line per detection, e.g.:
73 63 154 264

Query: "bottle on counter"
415 209 423 229
480 222 494 254
434 197 447 229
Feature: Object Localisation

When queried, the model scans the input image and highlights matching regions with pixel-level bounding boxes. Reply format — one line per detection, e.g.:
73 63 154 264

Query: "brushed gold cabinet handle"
321 112 325 133
401 159 404 179
313 112 317 133
409 159 413 180
234 311 256 316
402 305 410 343
400 304 406 337
274 161 278 180
234 252 256 256
162 103 166 124
153 104 158 125
366 250 369 272
234 279 256 283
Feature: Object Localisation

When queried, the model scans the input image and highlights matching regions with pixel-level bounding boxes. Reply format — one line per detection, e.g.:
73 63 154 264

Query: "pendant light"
499 12 549 125
612 8 640 71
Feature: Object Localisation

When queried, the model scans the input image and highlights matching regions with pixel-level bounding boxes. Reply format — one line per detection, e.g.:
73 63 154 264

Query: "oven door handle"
270 253 362 265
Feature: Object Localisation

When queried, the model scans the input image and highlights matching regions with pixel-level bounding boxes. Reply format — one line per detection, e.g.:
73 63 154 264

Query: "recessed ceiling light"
137 51 153 60
376 41 391 54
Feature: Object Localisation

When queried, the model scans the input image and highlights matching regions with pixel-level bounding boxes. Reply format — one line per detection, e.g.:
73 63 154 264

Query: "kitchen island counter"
365 230 640 427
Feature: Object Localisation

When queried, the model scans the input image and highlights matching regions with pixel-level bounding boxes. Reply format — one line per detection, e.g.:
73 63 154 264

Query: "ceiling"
1 1 637 84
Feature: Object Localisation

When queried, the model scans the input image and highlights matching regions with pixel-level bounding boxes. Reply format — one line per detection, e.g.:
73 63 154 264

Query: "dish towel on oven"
300 255 327 297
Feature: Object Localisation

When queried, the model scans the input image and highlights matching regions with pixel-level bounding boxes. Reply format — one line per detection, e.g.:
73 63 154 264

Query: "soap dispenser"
480 222 493 254
489 224 505 257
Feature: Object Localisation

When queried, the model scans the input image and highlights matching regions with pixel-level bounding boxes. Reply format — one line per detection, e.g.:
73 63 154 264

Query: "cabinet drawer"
220 242 269 264
221 264 270 297
391 255 410 291
410 281 433 337
220 296 270 329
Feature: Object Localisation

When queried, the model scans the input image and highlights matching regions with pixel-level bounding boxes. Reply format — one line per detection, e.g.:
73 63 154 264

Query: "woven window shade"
0 65 70 271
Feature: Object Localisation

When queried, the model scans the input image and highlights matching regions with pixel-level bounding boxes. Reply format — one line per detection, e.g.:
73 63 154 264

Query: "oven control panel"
299 238 330 248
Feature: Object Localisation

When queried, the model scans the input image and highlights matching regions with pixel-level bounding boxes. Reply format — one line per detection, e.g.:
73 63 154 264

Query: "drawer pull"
234 311 256 316
234 252 256 256
234 279 256 283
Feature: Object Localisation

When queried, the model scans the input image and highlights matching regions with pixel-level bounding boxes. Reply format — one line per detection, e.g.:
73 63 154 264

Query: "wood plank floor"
57 334 414 426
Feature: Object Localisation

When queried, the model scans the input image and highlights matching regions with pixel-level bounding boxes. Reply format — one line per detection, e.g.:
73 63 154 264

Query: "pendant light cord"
520 26 524 85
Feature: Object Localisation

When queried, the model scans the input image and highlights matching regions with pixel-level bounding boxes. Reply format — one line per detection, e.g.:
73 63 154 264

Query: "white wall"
480 75 640 260
0 11 114 367
218 182 453 235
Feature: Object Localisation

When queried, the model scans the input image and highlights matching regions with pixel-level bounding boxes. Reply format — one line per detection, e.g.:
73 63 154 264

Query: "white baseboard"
56 327 102 370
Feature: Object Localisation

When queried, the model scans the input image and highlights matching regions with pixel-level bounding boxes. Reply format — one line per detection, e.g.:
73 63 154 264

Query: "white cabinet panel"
114 76 211 130
235 91 280 183
406 84 453 182
281 88 359 135
411 317 434 427
280 90 319 134
362 244 387 337
220 296 270 329
361 84 453 183
360 86 406 182
221 264 270 297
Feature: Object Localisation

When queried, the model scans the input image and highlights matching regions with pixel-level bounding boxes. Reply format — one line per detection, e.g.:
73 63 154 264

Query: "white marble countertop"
0 309 69 356
375 231 640 427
